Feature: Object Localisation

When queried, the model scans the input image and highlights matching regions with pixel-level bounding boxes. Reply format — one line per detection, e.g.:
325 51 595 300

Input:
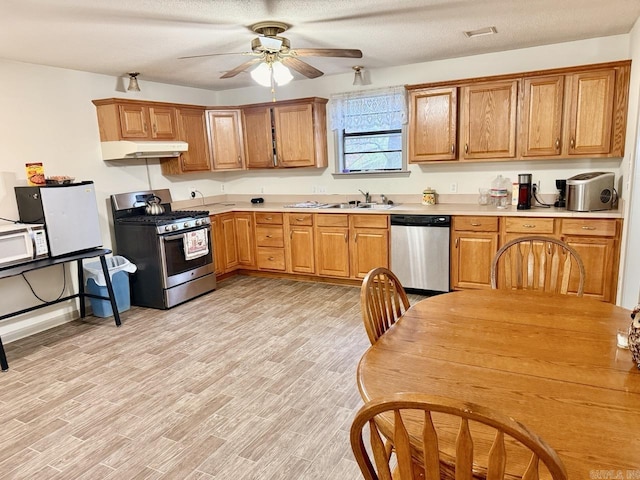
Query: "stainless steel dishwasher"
390 214 451 293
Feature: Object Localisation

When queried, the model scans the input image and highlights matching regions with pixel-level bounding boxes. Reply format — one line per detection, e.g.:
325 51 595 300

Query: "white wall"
0 32 637 342
0 60 220 341
620 17 640 308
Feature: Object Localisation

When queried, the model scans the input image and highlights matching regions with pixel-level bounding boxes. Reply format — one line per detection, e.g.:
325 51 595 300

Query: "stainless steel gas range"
110 189 216 309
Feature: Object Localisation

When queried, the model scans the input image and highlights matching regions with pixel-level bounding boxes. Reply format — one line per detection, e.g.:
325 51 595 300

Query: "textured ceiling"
1 0 639 91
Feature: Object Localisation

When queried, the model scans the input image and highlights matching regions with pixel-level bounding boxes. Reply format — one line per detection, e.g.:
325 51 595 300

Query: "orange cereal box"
25 163 45 186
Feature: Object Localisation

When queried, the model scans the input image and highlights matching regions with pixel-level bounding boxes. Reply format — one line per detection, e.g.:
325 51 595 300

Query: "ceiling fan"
179 21 363 81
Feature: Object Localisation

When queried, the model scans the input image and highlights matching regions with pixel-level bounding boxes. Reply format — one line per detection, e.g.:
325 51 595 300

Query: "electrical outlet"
260 186 265 194
312 186 318 193
450 183 458 193
221 184 225 193
318 186 327 193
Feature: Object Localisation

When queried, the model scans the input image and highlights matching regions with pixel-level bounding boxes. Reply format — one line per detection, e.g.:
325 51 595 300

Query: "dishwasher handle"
391 215 451 227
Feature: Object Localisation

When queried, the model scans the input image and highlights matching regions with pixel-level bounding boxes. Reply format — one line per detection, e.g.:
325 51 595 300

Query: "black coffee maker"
554 179 567 208
517 174 533 210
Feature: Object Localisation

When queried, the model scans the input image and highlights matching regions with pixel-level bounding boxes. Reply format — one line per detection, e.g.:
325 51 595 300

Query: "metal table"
0 248 121 371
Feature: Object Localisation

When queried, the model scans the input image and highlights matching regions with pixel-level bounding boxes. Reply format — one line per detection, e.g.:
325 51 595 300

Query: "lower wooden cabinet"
451 216 499 290
219 213 239 272
234 212 255 268
285 213 315 274
315 214 350 277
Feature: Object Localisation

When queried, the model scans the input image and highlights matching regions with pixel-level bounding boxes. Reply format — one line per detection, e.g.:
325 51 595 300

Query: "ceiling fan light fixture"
272 61 293 86
250 62 272 87
127 72 141 92
352 66 364 86
463 26 497 38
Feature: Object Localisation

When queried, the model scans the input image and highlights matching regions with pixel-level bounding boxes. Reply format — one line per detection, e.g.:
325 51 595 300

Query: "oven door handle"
161 228 210 242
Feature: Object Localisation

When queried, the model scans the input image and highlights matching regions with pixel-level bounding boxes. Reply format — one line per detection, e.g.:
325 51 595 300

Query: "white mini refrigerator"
15 181 103 257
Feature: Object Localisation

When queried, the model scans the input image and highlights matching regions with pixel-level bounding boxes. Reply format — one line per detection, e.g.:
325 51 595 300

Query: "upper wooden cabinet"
520 75 565 157
206 109 245 171
408 87 457 162
93 99 178 141
406 60 631 163
460 80 518 160
161 107 211 175
242 97 328 169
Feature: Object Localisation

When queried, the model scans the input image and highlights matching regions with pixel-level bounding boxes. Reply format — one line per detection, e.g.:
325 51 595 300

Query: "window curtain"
329 86 408 132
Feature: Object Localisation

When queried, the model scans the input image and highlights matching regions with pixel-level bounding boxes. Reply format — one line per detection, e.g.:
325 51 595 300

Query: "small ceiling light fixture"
127 72 141 92
463 26 498 38
352 66 364 86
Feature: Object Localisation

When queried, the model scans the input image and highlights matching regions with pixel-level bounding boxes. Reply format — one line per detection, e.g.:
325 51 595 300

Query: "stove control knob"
164 226 171 232
184 222 190 228
195 219 202 226
172 224 178 231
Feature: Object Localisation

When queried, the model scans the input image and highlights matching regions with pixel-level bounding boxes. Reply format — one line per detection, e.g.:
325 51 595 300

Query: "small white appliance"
15 182 103 257
566 172 615 212
0 223 49 268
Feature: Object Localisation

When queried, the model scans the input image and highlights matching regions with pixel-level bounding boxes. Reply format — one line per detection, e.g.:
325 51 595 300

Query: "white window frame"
330 86 410 177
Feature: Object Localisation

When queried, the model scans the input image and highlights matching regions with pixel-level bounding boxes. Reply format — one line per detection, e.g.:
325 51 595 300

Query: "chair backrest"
350 393 568 480
491 236 585 296
360 267 410 344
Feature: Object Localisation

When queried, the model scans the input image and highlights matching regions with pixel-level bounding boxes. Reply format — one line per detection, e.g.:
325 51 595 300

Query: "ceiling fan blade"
221 57 263 79
291 48 362 58
281 57 323 79
179 51 253 60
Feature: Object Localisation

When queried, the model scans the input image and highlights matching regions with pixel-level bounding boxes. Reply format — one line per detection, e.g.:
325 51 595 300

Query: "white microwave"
0 224 49 268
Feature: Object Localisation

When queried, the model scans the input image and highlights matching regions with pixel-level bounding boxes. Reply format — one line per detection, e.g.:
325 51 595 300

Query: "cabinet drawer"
453 216 498 232
288 213 313 226
256 247 286 271
316 214 349 227
255 225 284 247
560 219 617 237
350 214 389 229
503 217 555 234
255 212 283 225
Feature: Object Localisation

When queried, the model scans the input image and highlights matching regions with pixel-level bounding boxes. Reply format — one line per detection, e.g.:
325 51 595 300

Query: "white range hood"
101 140 188 160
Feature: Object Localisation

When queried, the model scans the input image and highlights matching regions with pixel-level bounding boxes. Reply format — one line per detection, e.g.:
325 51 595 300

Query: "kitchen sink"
322 202 397 210
323 203 358 209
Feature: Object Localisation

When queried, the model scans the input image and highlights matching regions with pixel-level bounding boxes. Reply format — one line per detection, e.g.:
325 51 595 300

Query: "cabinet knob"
555 138 560 150
470 223 481 227
455 238 459 248
290 231 293 238
237 156 241 164
582 226 596 230
152 124 157 134
266 234 273 238
268 256 275 261
344 233 348 242
464 143 469 154
570 138 575 149
451 144 455 154
522 224 536 228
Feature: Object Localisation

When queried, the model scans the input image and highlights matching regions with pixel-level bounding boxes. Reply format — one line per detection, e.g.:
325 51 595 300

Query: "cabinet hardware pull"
295 217 304 221
581 226 596 230
464 143 469 154
344 233 348 242
143 123 148 133
152 124 157 134
290 231 293 238
265 216 272 220
354 233 358 243
570 138 575 149
268 257 274 261
237 156 241 164
470 223 481 227
523 224 535 228
555 138 560 149
451 144 455 154
266 235 273 238
455 238 459 248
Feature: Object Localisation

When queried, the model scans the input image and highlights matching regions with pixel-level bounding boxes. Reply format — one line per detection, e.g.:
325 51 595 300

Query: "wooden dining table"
357 289 640 478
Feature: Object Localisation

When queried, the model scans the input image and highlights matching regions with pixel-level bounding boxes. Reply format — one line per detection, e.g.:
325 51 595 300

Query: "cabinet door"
220 214 239 271
288 225 315 274
207 110 245 170
351 228 389 279
118 104 149 139
164 107 211 174
566 69 615 156
243 106 275 168
408 87 457 162
210 215 226 275
460 80 517 159
521 75 564 157
562 235 616 302
148 106 177 139
315 227 350 277
451 232 499 289
234 213 255 267
274 103 316 167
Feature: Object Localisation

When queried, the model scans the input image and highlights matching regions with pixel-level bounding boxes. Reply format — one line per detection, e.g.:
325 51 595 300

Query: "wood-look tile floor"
0 276 426 479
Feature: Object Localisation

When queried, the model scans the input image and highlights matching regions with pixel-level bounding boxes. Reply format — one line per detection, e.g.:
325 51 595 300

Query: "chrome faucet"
359 189 371 203
380 194 387 205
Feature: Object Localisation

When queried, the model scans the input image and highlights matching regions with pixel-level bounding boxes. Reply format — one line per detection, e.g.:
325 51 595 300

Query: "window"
330 86 408 174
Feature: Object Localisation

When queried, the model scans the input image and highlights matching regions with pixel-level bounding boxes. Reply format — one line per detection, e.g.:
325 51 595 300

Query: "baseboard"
2 309 82 344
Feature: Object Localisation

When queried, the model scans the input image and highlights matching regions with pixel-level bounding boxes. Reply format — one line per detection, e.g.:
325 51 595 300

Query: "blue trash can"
84 256 137 317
